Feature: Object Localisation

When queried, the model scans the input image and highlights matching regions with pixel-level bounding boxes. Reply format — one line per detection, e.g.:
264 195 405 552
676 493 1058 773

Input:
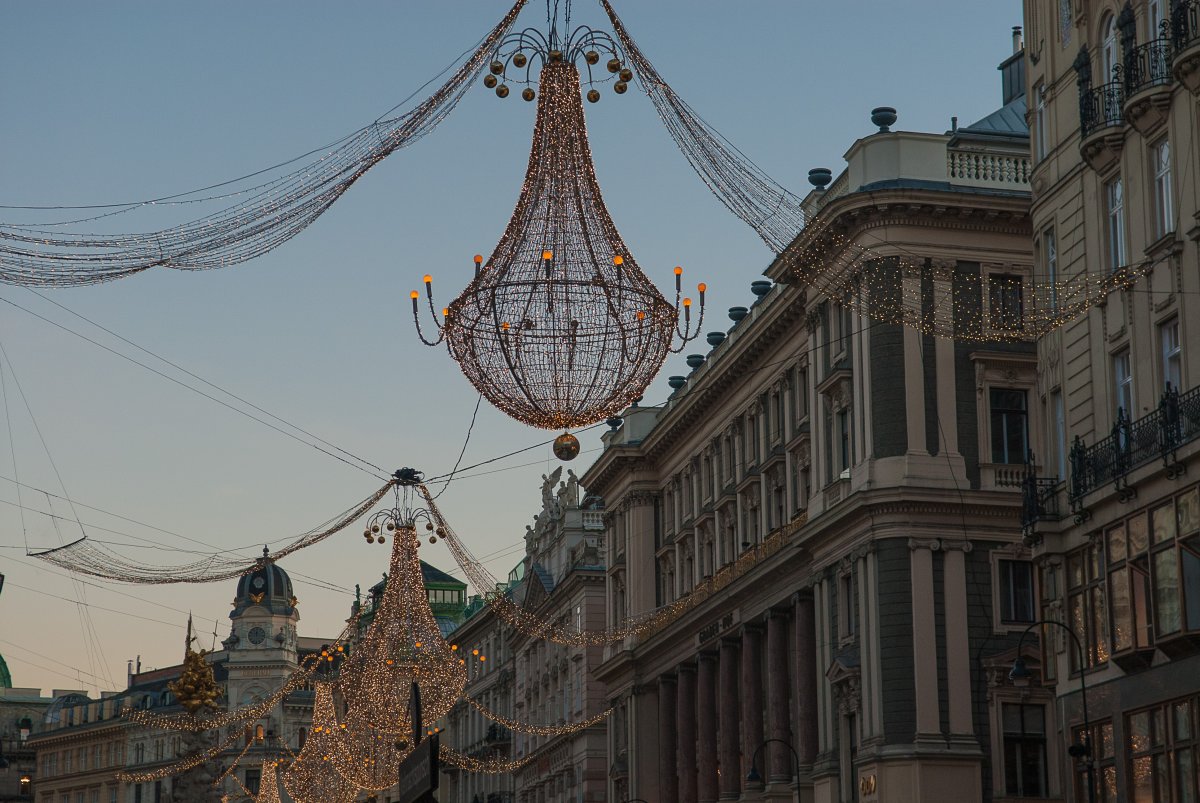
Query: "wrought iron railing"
1069 384 1199 507
1172 0 1200 52
1079 80 1124 138
1123 37 1174 96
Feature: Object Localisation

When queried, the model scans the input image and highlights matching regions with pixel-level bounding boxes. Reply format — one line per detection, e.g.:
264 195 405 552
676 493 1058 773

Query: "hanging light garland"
461 693 610 736
419 483 804 646
0 1 530 287
439 745 537 775
31 482 394 584
413 17 704 432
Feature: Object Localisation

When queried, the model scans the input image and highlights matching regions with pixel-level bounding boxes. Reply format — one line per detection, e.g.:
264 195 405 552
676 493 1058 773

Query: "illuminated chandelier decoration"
412 9 705 431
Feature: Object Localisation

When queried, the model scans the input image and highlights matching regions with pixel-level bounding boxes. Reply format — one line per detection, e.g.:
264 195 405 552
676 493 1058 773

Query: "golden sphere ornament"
619 68 633 82
586 88 600 103
513 52 528 68
614 81 628 94
483 74 498 89
607 58 621 74
496 84 509 98
522 87 536 102
549 49 564 63
585 50 600 65
553 432 581 461
489 60 505 75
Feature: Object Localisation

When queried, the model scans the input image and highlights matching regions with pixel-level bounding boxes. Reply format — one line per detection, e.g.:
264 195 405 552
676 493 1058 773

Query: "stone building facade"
1021 0 1200 800
583 39 1043 803
0 686 54 802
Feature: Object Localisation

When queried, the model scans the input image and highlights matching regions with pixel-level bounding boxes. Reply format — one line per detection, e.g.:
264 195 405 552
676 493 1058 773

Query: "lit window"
1160 318 1182 392
1067 540 1108 671
1106 176 1126 271
990 388 1029 464
998 559 1036 624
1153 139 1173 238
1114 350 1133 417
989 274 1025 331
1002 703 1048 797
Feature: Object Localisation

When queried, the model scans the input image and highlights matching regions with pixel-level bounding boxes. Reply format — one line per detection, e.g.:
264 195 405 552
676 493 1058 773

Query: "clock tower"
223 549 300 730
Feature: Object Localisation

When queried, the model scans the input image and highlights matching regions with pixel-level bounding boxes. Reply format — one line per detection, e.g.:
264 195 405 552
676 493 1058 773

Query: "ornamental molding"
940 539 975 553
908 537 942 552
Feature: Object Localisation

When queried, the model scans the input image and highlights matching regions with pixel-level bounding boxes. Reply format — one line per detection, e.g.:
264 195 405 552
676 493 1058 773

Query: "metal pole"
1014 621 1095 803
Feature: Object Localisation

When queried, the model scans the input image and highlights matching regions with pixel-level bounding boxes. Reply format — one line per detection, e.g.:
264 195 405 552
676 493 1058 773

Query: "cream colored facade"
1022 1 1200 801
583 38 1046 803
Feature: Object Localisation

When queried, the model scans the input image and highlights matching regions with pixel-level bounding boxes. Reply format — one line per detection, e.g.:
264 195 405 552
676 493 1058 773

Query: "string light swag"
413 57 705 431
29 481 394 583
0 1 530 287
483 0 631 104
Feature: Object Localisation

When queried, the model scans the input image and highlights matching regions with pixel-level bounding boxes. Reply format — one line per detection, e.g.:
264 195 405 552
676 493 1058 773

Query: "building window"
999 559 1036 624
19 777 31 795
1114 350 1134 416
989 274 1025 331
1039 561 1059 682
839 571 856 641
1043 227 1058 311
837 408 851 475
1153 138 1173 238
1067 539 1108 672
1034 84 1048 162
1106 176 1127 271
1150 0 1166 37
1051 390 1067 482
1102 14 1119 79
1127 698 1199 802
134 787 142 803
1161 318 1182 393
1075 721 1118 802
990 388 1029 464
244 769 261 796
1003 702 1048 797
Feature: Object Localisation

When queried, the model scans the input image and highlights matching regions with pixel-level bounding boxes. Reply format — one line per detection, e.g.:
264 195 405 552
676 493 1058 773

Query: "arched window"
1102 14 1119 80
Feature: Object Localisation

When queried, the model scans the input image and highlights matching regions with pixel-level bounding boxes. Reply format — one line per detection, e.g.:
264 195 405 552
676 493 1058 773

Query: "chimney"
126 660 133 688
999 26 1027 105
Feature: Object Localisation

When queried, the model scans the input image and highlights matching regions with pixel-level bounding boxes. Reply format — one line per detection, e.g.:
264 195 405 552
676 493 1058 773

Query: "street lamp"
745 738 801 788
1010 620 1095 803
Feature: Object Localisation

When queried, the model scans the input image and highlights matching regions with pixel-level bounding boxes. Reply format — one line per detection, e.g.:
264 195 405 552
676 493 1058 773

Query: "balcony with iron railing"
1068 384 1199 512
1122 34 1174 134
1079 78 1124 139
1171 0 1200 93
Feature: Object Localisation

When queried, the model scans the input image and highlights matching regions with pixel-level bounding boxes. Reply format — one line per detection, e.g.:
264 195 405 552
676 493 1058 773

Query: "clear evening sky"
0 1 1021 693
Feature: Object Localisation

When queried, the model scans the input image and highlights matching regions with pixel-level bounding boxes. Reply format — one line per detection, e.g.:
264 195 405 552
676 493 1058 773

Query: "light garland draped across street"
462 693 611 737
29 482 394 583
420 483 804 646
0 1 529 287
438 744 537 775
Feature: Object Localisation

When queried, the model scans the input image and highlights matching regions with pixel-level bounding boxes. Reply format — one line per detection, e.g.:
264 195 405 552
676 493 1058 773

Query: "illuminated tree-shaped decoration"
252 763 283 803
333 482 467 790
414 33 704 431
168 622 224 803
279 683 360 803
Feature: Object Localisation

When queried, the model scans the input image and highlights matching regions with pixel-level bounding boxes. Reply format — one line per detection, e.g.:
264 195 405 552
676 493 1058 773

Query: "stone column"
794 593 818 767
718 638 742 800
766 609 793 783
910 538 942 742
659 674 679 802
697 652 719 803
677 665 698 803
742 625 765 780
943 541 975 742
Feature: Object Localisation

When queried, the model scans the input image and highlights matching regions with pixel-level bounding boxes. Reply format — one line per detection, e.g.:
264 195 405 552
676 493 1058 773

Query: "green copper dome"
0 653 12 689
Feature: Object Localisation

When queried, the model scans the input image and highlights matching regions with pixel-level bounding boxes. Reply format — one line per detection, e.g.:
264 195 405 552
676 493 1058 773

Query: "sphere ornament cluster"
481 13 632 104
414 60 705 430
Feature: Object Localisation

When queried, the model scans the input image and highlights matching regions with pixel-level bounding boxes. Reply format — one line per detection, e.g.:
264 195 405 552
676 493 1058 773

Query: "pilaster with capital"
677 664 698 803
697 652 719 803
718 638 742 800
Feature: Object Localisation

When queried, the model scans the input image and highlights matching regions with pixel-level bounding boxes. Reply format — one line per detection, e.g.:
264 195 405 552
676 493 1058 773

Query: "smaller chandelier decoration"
413 18 705 433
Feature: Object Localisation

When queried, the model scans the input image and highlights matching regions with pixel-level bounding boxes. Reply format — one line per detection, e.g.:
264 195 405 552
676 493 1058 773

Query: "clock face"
247 626 267 645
